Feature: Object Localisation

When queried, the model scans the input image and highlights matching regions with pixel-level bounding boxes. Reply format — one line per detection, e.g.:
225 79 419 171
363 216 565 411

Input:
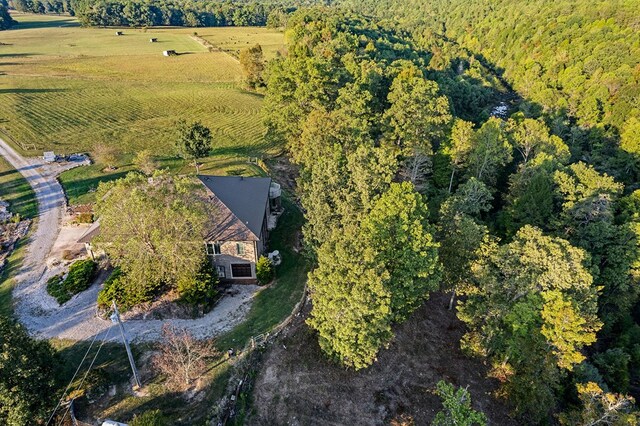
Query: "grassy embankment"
0 13 285 204
0 156 37 317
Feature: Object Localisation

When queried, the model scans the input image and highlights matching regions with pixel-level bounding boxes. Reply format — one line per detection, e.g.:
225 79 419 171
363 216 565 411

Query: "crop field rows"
0 13 283 159
0 78 265 155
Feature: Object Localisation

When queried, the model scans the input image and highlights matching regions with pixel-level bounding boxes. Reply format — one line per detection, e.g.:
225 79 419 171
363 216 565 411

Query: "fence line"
214 286 309 425
0 128 37 152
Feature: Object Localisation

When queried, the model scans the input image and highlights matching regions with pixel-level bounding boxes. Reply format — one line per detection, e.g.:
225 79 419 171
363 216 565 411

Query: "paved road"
0 137 258 342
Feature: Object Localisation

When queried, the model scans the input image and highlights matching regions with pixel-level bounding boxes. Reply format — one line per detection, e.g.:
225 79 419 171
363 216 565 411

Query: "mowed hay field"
0 13 284 160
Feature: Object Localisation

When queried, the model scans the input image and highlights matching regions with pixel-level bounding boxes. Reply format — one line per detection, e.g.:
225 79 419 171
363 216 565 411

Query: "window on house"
231 263 252 278
236 243 245 255
216 265 226 278
206 242 221 255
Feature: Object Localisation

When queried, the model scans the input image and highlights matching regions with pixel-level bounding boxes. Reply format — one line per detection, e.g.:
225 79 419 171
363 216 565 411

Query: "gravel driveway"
0 138 259 342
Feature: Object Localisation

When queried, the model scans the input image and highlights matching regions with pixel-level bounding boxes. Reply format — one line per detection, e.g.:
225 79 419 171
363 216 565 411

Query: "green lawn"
194 26 285 60
0 156 37 218
216 194 308 351
0 236 29 317
0 157 37 317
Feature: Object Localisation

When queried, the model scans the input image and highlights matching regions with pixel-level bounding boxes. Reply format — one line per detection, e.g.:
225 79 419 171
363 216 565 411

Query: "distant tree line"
9 0 299 27
9 0 74 14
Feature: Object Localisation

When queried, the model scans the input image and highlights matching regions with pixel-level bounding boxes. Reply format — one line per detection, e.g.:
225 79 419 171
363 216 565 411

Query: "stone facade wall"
208 240 259 282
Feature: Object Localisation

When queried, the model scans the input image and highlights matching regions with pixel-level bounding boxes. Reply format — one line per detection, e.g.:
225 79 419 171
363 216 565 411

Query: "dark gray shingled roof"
77 220 101 244
198 175 271 241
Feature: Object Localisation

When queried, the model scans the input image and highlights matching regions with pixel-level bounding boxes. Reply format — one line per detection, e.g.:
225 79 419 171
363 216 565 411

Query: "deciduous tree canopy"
95 172 214 307
0 316 58 426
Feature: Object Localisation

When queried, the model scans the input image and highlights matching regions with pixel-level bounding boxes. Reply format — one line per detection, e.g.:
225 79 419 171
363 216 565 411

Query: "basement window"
217 265 226 278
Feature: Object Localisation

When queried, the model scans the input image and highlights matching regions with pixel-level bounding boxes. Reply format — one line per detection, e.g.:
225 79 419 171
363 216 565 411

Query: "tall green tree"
362 182 441 321
95 173 211 305
307 182 440 369
503 162 555 235
384 62 452 190
552 163 638 329
294 107 396 253
307 227 393 370
500 117 571 235
506 115 569 164
437 178 492 309
239 43 265 89
175 120 212 173
458 226 601 420
442 118 474 192
467 117 512 186
0 316 59 426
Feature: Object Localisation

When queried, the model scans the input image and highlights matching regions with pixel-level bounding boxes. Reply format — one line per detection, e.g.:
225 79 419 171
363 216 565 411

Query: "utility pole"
110 300 142 389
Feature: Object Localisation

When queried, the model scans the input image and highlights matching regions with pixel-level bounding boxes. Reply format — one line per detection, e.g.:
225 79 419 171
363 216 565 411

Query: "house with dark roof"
198 175 280 283
77 175 282 284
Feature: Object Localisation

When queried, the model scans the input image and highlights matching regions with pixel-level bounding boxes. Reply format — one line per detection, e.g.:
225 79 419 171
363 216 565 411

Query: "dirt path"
0 137 259 342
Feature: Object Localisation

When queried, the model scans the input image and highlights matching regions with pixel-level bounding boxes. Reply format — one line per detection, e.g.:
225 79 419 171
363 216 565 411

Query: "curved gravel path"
0 137 258 342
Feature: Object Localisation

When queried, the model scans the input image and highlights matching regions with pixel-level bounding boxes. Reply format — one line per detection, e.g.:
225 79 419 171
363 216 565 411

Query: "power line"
57 326 112 426
46 332 100 426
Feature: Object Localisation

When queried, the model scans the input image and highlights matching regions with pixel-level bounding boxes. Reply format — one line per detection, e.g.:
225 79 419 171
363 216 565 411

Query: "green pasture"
0 155 37 218
0 13 284 199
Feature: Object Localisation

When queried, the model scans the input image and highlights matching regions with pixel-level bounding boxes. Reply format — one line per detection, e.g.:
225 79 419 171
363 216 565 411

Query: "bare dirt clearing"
250 293 517 426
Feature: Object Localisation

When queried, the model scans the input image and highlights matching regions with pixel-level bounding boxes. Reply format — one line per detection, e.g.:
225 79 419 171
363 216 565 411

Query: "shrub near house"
256 256 274 285
47 259 97 304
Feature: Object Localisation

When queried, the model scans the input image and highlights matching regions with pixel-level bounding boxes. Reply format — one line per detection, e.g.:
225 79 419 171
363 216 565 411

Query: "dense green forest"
339 0 640 184
262 3 640 423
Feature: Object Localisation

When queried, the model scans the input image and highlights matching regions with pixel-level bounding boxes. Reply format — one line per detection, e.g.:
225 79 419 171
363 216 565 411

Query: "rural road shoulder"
0 137 66 314
0 137 258 342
